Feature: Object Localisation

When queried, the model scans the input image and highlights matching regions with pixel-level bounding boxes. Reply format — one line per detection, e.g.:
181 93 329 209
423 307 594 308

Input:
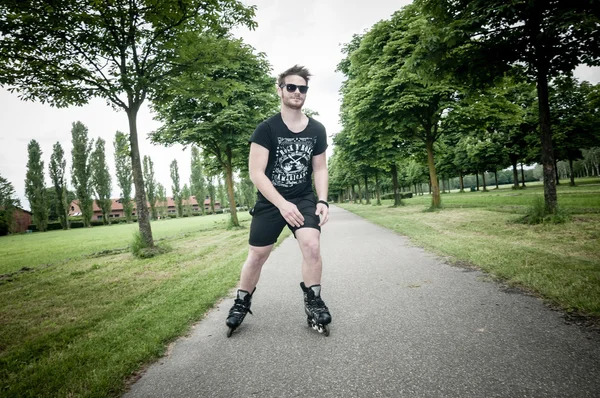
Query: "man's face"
278 74 308 110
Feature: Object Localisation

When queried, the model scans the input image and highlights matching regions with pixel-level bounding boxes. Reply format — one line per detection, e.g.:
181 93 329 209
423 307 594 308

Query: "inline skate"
300 282 331 336
226 288 255 337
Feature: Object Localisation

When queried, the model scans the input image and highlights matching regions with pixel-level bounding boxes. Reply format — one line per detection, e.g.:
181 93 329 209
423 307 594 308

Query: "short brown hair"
277 65 311 86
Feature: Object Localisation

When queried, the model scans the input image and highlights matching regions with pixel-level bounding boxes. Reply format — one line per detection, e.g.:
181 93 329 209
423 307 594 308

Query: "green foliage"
0 175 20 235
0 0 258 249
143 156 159 220
189 146 207 215
170 159 183 217
416 0 600 212
25 139 49 232
70 121 94 227
114 131 133 222
151 37 279 228
48 142 70 229
91 138 112 225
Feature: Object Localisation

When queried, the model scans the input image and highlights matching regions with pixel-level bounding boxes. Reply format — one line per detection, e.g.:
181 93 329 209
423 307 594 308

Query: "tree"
48 142 69 229
71 121 93 227
0 0 257 247
181 184 192 216
143 156 158 220
170 159 183 217
0 174 21 235
114 131 133 222
25 139 49 232
151 37 278 226
156 183 168 219
91 138 112 225
550 77 600 186
418 0 600 213
189 146 207 215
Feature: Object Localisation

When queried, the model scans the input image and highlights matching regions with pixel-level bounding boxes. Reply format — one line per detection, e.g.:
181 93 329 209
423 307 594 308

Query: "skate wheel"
323 324 330 337
227 327 234 338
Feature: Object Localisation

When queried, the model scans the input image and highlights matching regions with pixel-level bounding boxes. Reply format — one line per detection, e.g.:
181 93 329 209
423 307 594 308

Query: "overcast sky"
1 0 598 210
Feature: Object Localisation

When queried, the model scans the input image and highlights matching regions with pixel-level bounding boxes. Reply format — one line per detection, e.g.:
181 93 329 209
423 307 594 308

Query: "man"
226 65 332 337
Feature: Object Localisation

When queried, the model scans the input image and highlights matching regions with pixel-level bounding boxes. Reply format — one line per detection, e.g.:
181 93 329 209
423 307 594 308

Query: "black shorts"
249 194 321 247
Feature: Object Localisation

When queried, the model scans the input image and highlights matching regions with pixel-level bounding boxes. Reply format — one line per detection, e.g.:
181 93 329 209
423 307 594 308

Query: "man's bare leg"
295 228 322 285
239 244 274 292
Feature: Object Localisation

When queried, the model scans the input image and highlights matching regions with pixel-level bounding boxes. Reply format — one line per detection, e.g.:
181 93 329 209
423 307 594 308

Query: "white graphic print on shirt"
272 137 317 187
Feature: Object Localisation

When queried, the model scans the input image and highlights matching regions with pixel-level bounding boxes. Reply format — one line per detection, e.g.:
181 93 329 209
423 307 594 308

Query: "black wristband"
318 200 329 208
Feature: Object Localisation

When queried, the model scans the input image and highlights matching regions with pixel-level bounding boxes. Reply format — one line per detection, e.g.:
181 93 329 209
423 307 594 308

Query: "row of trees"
331 1 600 214
0 0 264 247
18 120 260 233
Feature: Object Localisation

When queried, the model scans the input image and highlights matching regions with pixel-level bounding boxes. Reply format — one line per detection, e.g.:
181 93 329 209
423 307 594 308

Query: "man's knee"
298 234 321 260
247 245 273 266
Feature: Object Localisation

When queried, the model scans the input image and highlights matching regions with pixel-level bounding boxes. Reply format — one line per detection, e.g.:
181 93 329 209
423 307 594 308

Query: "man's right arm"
249 142 304 227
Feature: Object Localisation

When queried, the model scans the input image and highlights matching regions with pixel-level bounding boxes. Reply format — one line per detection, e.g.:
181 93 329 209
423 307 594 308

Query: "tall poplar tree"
156 183 168 219
181 184 192 216
170 159 183 217
190 146 207 215
25 139 49 231
143 156 158 220
114 131 133 222
71 121 93 227
91 138 112 225
49 142 69 229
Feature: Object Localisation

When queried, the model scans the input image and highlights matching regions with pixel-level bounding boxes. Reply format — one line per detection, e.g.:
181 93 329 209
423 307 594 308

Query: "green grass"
0 213 291 397
0 214 252 275
339 177 600 317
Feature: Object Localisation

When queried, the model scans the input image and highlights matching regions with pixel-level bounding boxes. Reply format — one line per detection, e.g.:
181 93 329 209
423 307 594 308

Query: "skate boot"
300 282 332 336
226 288 255 337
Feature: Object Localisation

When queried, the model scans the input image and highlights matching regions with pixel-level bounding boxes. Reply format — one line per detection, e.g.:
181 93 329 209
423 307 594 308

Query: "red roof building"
69 196 221 220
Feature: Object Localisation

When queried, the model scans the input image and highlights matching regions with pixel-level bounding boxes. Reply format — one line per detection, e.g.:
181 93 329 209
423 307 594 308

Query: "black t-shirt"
249 113 328 201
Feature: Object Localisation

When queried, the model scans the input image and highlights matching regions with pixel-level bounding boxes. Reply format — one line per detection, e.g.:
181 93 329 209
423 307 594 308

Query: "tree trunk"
475 173 480 191
536 66 557 212
375 172 381 205
569 158 576 186
494 170 499 189
441 178 446 193
511 158 519 189
351 185 357 204
459 172 464 192
364 174 371 204
520 164 526 188
391 163 401 207
127 106 154 247
224 148 239 227
482 173 488 191
356 180 363 204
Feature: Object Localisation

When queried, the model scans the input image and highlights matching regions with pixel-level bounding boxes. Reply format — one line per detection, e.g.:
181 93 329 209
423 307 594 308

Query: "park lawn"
0 212 252 275
0 213 290 397
338 178 600 317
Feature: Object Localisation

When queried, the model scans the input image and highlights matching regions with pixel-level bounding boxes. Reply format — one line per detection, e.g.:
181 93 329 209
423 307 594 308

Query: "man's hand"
316 203 329 226
279 201 305 227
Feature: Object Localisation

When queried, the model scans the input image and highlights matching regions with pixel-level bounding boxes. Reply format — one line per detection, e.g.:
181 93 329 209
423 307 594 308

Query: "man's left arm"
312 152 329 226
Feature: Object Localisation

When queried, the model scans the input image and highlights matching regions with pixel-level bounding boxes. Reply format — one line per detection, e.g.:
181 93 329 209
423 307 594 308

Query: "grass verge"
0 213 290 397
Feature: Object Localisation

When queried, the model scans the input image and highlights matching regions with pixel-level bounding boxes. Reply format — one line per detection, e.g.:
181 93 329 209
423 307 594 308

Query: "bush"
131 231 171 258
380 192 413 200
517 196 569 225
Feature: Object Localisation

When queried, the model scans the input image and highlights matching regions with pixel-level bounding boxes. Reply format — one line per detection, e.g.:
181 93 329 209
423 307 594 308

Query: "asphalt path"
125 205 600 398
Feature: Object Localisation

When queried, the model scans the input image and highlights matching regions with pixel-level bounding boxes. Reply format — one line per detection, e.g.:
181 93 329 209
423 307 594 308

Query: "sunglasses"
279 83 309 94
